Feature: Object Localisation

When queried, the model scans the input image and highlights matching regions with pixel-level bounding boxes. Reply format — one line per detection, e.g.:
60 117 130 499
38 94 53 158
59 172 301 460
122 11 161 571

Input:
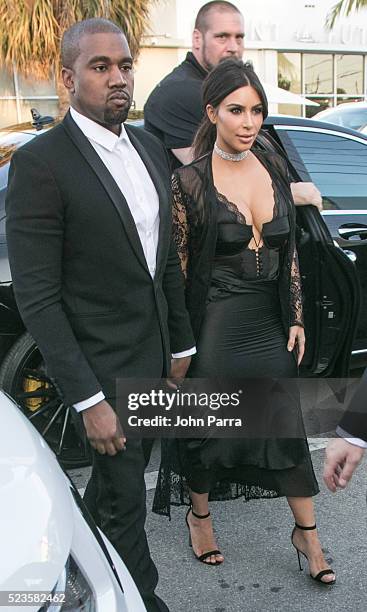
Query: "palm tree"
326 0 367 29
0 0 154 116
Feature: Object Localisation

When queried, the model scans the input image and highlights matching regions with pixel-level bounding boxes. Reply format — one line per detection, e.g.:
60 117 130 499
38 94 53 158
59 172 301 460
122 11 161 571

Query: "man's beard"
103 105 130 125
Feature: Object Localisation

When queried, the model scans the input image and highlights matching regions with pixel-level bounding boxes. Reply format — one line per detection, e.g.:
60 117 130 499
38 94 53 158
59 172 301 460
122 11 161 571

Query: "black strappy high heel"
185 506 223 565
291 523 335 584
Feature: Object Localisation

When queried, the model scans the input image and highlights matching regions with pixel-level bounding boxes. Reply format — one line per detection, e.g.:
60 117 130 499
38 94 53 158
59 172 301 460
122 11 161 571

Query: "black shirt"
144 53 291 175
144 52 207 168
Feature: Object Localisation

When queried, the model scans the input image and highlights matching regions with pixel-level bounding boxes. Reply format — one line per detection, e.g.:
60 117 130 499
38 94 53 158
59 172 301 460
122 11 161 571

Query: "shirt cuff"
336 426 367 449
172 346 197 359
73 391 105 413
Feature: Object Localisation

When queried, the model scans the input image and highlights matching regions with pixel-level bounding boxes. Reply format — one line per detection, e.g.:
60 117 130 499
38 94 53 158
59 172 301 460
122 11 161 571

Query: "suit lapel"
62 112 149 274
126 126 170 275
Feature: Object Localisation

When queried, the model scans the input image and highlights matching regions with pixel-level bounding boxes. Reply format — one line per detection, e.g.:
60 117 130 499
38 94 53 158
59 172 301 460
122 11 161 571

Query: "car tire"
0 331 91 469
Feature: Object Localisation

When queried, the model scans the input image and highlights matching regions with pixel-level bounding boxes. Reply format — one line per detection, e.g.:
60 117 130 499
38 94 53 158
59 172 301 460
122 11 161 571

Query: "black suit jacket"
339 369 367 442
6 111 194 405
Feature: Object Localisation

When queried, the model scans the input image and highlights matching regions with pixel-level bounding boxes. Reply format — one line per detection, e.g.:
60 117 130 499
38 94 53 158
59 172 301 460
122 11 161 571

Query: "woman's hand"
287 325 305 365
290 182 323 211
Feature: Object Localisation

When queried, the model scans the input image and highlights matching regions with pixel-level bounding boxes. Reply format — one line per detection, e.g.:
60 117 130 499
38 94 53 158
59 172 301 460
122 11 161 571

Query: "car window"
0 132 35 172
324 108 367 131
0 132 36 215
322 111 344 126
1 136 35 187
275 127 367 210
0 164 9 217
0 163 9 192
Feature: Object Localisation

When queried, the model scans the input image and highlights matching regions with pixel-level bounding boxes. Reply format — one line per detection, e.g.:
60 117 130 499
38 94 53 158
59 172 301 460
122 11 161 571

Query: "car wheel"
0 332 91 468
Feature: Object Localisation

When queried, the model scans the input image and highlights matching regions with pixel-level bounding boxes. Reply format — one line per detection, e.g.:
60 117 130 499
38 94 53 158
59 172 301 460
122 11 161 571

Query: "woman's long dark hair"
193 59 268 158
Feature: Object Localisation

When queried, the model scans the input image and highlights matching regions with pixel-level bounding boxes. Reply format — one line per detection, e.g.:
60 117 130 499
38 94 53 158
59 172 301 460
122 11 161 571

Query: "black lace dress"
152 151 319 517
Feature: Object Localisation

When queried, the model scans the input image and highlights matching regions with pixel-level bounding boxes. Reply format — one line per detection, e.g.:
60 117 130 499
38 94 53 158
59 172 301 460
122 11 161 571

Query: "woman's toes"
321 574 335 584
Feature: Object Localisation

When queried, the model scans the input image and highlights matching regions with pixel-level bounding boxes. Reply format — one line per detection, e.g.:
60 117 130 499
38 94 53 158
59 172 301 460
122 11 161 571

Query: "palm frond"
0 0 155 77
326 0 367 30
0 0 155 117
0 0 60 77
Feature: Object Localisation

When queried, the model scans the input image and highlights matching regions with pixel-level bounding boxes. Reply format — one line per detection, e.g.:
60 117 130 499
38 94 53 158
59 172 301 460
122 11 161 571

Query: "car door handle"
343 249 357 263
338 226 367 239
333 240 358 263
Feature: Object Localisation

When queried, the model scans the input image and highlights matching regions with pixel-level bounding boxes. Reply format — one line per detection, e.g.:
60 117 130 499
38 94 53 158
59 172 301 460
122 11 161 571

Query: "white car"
0 391 146 612
313 101 367 131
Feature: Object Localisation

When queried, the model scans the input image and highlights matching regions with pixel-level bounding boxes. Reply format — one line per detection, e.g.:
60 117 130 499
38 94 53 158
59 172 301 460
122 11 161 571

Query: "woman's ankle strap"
295 522 316 531
191 507 211 520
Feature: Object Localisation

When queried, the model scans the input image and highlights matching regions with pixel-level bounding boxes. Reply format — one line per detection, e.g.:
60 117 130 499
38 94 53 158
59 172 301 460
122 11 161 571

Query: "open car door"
257 125 361 377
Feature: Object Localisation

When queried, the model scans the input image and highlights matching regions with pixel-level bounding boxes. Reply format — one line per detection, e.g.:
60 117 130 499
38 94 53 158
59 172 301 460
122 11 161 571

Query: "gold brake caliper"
23 374 50 412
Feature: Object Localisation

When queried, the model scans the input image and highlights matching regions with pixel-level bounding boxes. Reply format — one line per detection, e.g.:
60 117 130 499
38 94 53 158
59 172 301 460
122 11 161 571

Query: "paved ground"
69 441 367 612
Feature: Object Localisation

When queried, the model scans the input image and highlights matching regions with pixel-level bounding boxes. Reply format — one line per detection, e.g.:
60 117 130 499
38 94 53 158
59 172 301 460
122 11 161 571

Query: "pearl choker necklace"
214 142 250 162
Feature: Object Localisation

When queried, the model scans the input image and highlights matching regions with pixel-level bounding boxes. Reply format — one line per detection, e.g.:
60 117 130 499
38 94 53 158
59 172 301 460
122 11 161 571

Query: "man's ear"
206 104 217 125
62 67 75 93
192 28 203 51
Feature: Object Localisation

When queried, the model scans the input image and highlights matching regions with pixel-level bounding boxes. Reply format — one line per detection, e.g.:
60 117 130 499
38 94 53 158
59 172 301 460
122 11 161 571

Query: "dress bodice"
170 148 304 334
212 191 290 286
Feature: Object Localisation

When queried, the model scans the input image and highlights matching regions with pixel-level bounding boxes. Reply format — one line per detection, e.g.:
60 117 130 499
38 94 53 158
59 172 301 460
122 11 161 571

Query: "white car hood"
0 392 73 592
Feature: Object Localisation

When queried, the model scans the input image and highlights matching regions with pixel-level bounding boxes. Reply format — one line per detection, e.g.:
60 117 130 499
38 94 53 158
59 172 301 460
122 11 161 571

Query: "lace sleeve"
290 247 304 327
172 173 189 279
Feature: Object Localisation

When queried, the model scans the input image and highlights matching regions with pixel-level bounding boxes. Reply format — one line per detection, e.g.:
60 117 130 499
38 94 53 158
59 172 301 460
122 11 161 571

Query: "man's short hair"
61 18 124 69
194 1 241 34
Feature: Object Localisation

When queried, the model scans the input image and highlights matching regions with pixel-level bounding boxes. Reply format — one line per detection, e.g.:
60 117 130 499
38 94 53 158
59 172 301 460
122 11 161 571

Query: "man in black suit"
324 370 367 491
6 18 195 612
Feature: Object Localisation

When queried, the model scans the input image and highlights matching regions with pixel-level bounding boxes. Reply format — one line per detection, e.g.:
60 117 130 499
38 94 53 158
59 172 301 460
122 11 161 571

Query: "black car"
261 116 366 376
0 113 366 467
262 116 366 373
0 115 91 468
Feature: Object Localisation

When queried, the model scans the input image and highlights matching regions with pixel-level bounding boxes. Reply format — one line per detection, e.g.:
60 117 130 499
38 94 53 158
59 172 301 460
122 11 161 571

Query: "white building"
1 0 367 127
134 0 367 116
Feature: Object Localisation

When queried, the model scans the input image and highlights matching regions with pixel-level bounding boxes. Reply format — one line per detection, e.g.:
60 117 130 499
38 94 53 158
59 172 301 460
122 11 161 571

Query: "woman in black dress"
154 59 335 584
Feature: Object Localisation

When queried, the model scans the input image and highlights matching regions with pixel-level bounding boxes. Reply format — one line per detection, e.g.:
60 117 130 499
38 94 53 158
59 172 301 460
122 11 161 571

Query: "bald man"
144 0 322 209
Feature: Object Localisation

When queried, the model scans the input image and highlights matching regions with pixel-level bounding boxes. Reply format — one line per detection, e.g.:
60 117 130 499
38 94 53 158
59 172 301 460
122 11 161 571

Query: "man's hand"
167 355 192 389
323 438 365 492
287 325 305 365
171 147 194 165
82 399 126 456
291 182 323 210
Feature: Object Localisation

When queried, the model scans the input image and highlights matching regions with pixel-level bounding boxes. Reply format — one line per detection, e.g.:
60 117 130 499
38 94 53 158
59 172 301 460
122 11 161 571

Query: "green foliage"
0 0 153 78
326 0 367 29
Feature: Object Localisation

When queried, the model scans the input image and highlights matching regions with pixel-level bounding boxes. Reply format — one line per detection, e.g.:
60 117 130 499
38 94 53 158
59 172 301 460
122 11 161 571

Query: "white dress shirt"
336 426 367 449
69 108 195 412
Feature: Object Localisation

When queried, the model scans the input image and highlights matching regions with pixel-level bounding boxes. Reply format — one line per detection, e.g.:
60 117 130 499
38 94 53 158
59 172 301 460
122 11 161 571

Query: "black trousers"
83 438 169 612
